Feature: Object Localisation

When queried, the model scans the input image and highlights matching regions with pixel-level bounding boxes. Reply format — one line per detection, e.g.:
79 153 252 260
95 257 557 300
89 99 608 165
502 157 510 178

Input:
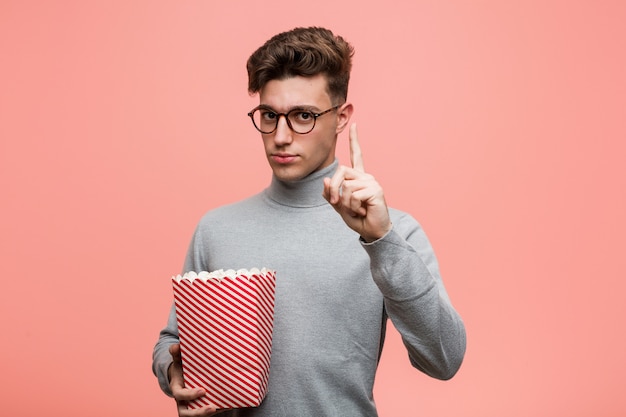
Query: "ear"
335 102 354 134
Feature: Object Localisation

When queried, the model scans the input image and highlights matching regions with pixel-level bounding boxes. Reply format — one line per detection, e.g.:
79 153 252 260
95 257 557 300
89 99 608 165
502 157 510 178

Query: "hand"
323 123 392 242
169 344 223 416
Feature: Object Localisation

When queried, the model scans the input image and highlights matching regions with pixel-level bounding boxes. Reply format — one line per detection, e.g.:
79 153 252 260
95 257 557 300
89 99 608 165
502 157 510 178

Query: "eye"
292 111 315 123
260 110 277 121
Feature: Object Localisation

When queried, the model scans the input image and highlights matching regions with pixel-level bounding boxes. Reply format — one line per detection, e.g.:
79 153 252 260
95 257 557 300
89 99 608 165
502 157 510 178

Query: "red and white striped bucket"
172 268 276 409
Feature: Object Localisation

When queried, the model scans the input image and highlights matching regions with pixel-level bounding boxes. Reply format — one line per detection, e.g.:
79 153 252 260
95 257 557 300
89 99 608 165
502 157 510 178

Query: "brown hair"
246 27 354 104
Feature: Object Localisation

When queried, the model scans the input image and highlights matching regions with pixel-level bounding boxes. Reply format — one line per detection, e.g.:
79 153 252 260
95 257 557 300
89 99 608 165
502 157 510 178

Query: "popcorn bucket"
172 268 276 409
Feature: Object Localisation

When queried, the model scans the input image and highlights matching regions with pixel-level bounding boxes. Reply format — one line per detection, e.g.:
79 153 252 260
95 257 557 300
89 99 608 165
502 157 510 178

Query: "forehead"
259 74 331 110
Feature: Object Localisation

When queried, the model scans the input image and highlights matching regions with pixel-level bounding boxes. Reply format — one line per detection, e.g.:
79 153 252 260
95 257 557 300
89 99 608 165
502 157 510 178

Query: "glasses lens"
251 109 277 134
287 110 316 134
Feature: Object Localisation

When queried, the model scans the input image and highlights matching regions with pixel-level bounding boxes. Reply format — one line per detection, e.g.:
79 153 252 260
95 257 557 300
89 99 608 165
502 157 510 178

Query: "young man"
153 27 466 417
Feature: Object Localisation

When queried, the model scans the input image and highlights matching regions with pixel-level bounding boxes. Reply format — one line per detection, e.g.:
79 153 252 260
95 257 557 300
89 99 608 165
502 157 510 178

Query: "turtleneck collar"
265 159 338 208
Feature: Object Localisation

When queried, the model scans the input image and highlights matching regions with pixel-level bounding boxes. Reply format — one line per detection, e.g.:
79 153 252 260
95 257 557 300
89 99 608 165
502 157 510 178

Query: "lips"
271 153 298 164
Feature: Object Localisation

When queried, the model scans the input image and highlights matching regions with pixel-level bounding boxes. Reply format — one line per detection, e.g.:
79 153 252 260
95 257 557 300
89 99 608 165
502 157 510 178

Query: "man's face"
257 74 351 182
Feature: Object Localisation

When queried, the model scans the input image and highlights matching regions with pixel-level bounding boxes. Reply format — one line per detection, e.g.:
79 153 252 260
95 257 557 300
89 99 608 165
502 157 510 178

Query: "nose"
273 115 293 146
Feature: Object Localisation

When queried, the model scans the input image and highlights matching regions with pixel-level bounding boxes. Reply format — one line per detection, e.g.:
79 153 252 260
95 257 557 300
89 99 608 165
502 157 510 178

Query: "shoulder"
198 192 264 222
387 207 435 248
388 207 421 232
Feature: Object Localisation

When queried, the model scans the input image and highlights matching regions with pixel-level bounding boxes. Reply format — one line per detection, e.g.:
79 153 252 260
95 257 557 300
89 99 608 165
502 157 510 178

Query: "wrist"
360 223 392 243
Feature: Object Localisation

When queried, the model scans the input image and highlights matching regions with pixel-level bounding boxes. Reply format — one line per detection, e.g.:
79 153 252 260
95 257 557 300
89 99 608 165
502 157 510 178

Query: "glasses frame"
247 104 341 134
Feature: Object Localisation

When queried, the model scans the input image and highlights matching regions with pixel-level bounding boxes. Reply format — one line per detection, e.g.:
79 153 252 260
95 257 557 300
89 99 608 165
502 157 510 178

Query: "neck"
266 160 338 208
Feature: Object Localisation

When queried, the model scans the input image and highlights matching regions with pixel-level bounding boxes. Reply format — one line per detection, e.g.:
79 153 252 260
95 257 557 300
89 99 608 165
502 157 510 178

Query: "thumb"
169 343 182 360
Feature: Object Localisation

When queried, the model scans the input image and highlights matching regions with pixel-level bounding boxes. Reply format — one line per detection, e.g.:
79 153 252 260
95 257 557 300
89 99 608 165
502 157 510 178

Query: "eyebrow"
258 104 321 113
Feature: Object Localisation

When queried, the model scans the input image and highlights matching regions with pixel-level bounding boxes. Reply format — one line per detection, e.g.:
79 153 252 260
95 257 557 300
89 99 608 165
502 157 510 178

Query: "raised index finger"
349 123 365 172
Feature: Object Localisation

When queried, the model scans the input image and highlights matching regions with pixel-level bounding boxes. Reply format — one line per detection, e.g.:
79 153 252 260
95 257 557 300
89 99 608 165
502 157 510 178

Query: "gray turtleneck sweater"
153 160 466 416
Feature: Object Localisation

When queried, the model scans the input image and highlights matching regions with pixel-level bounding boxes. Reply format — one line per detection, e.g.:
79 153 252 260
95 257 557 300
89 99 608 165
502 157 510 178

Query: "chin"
271 165 310 182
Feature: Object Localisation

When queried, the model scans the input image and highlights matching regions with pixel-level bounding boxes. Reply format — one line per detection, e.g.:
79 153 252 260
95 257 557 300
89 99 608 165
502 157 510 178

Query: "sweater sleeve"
152 225 208 396
151 303 179 396
361 212 466 380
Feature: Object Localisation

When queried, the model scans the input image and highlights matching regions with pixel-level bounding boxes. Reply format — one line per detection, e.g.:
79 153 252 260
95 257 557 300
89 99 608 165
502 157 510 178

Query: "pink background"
1 1 625 416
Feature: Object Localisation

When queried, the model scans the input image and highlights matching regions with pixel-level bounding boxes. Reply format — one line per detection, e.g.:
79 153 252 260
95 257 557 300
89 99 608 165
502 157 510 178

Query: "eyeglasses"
247 105 341 134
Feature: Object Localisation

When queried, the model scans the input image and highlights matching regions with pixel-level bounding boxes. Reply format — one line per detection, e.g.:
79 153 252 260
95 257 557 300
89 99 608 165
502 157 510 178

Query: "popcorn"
172 268 276 409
